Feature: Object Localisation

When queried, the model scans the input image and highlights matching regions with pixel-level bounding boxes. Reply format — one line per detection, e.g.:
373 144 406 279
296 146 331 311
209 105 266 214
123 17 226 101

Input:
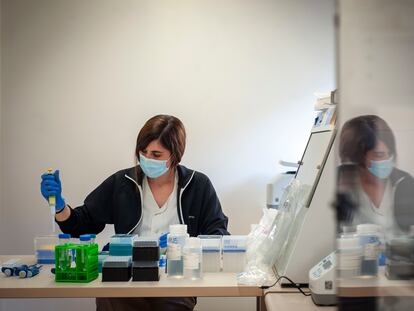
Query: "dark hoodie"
57 165 229 237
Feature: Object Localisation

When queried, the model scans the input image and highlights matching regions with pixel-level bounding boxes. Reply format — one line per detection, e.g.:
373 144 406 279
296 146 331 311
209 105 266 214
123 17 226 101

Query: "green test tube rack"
54 242 99 283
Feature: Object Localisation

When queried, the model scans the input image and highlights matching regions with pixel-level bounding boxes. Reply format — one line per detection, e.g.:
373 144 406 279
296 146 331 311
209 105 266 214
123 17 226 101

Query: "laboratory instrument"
274 127 337 285
309 252 336 306
199 235 222 273
222 235 247 273
183 237 203 280
47 168 56 233
18 264 42 278
1 258 23 277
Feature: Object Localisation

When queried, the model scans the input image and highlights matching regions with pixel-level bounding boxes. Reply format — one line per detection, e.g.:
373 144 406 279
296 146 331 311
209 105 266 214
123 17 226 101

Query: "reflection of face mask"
368 156 394 179
139 154 169 178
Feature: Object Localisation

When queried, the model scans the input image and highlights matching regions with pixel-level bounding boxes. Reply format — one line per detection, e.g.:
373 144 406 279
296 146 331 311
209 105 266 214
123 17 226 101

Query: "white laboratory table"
0 255 265 309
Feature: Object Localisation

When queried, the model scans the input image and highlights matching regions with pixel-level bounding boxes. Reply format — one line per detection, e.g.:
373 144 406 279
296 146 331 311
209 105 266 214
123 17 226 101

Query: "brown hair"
339 115 396 167
135 115 186 168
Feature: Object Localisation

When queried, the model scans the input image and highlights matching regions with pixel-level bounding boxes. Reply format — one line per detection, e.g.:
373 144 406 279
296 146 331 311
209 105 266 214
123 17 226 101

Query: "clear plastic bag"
238 179 311 286
246 208 279 263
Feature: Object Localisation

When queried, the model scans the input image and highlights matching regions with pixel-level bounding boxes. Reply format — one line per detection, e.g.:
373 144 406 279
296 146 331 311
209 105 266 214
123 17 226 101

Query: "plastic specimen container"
183 237 203 280
35 235 59 264
222 235 247 273
198 235 222 272
167 225 188 277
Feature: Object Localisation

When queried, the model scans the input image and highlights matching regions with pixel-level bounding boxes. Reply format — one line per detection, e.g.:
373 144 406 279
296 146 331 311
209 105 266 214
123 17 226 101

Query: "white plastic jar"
183 237 203 280
337 236 362 279
167 224 189 277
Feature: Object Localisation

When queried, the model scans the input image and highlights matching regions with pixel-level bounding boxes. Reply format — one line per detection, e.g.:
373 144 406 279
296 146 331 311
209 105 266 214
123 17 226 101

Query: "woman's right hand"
40 170 66 212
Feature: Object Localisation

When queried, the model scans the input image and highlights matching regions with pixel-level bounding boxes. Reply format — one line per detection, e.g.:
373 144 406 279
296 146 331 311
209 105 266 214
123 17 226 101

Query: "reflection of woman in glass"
338 115 414 235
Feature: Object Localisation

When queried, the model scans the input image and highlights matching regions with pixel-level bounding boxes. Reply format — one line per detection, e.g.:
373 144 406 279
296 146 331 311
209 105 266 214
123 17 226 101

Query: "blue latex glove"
40 170 66 211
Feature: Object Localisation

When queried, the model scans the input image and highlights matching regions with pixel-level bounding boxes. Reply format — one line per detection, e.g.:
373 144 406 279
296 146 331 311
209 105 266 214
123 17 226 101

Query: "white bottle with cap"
183 237 203 280
336 235 362 279
167 224 189 278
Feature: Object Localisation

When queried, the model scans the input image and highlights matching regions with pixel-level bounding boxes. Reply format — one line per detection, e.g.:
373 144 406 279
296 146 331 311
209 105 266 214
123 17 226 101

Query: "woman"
40 114 229 311
338 114 414 236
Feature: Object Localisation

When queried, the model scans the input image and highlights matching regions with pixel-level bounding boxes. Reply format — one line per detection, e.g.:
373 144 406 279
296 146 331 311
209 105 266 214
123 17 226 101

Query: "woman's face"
140 139 172 167
364 140 391 167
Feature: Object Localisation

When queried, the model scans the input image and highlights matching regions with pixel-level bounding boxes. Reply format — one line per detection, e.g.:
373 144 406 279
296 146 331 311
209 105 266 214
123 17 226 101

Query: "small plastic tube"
79 235 92 272
58 233 72 270
88 234 96 244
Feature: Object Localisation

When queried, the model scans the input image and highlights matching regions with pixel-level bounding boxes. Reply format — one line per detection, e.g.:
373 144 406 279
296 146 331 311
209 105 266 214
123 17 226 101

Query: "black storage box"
132 261 160 282
133 238 160 262
102 267 131 282
102 256 132 282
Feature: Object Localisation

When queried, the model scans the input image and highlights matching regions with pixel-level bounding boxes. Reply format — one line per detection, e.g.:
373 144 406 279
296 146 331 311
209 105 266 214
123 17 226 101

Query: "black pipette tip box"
102 256 132 282
132 261 160 282
133 238 160 262
102 267 131 282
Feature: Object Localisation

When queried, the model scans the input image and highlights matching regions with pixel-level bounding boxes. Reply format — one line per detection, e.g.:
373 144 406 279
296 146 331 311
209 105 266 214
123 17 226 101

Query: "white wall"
0 0 335 310
338 0 414 174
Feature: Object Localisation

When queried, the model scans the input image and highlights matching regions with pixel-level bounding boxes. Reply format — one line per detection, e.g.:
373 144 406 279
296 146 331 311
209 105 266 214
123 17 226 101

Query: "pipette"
47 168 56 233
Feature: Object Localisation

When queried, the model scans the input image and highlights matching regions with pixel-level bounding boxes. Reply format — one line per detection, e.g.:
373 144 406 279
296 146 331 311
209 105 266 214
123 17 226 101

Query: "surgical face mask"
139 153 169 178
368 156 394 179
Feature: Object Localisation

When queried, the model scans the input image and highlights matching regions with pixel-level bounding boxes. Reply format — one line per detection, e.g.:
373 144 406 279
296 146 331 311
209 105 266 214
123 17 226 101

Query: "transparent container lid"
34 235 59 250
110 234 136 245
198 235 222 251
222 235 247 252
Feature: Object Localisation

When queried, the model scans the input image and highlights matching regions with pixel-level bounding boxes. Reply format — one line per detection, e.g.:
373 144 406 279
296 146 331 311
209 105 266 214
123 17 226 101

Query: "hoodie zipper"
124 174 144 234
178 171 196 224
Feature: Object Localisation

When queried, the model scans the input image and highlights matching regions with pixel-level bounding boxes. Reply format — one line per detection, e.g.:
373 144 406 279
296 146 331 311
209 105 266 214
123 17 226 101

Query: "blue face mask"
368 156 394 179
139 154 169 178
